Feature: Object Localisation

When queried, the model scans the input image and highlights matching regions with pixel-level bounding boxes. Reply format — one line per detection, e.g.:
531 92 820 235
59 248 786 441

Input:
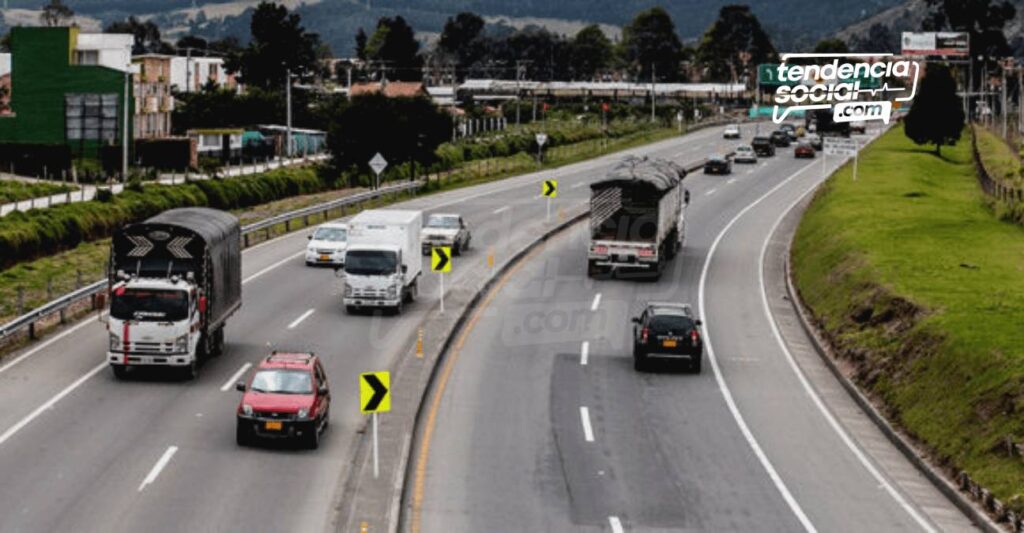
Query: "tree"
620 7 684 81
176 35 208 51
813 38 849 54
354 28 368 61
569 25 613 81
695 6 777 83
438 12 486 75
40 0 74 27
904 63 965 156
234 2 323 90
106 17 172 55
366 16 422 82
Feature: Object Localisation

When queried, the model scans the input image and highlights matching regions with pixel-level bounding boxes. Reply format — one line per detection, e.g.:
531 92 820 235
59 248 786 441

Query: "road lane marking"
220 362 252 392
580 406 595 442
580 341 589 366
0 313 101 377
727 178 737 184
0 363 106 446
243 251 305 284
138 445 178 492
591 293 602 311
571 182 586 189
758 177 937 532
705 188 717 196
287 308 315 329
492 206 510 214
609 516 624 533
699 161 819 533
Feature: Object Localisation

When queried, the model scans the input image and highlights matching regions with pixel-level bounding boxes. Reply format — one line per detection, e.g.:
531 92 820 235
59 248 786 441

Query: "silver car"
420 213 472 255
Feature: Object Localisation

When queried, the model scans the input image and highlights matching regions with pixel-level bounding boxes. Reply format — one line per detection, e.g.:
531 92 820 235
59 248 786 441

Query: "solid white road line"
591 293 602 311
705 188 717 196
571 182 586 189
138 445 178 492
580 406 595 442
757 178 937 532
609 516 624 533
492 206 510 214
580 341 589 366
727 178 737 184
698 161 819 533
287 308 315 330
0 363 106 446
220 362 252 392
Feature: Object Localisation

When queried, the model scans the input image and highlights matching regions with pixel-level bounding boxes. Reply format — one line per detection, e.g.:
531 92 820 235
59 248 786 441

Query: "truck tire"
181 358 198 381
587 260 609 279
111 364 129 380
392 297 404 315
454 241 462 256
212 327 225 357
404 279 418 303
346 305 358 314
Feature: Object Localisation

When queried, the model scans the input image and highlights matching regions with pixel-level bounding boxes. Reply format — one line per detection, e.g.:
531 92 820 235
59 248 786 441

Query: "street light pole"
123 70 130 181
286 68 293 159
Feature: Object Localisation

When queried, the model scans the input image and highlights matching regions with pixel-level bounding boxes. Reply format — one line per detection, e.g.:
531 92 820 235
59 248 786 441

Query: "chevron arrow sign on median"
542 179 558 198
432 246 452 273
360 372 391 413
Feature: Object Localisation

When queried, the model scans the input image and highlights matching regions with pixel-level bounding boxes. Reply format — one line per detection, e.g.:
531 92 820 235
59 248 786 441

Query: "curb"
780 216 1005 532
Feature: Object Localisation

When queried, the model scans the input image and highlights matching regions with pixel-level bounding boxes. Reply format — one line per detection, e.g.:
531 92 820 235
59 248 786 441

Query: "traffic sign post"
359 371 391 479
823 137 859 180
369 153 388 190
432 246 451 314
535 133 547 165
542 179 557 222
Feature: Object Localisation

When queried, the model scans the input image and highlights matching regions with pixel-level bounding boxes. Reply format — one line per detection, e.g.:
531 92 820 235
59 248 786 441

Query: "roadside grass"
0 124 680 326
792 123 1024 510
975 126 1022 186
0 180 77 204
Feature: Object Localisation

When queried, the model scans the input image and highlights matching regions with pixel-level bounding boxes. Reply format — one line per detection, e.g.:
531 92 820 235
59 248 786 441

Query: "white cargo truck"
341 209 423 314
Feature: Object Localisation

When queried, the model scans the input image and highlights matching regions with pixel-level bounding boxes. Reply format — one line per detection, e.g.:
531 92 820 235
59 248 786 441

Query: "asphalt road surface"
0 123 739 533
413 128 980 533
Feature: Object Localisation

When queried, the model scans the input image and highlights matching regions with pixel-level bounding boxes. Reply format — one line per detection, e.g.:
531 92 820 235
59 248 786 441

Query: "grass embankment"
0 180 76 204
975 126 1022 185
0 123 678 325
792 123 1024 510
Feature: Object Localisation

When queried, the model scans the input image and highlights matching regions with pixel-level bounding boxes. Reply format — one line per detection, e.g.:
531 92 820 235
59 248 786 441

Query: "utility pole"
650 63 656 123
123 69 130 181
1002 60 1008 138
286 68 293 159
1018 65 1022 135
346 66 353 101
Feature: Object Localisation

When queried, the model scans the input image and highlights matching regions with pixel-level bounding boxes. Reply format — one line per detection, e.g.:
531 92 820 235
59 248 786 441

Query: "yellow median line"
409 233 561 533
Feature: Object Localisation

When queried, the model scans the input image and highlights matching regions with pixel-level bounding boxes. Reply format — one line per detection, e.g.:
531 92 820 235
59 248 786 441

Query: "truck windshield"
110 289 189 322
345 250 398 276
249 369 313 394
313 227 347 242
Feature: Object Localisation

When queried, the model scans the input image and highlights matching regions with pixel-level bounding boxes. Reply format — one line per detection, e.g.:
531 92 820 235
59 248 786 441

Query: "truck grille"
351 287 387 298
129 341 173 354
255 411 296 420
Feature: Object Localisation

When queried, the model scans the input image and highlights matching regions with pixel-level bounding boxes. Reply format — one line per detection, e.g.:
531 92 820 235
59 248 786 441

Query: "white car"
733 144 757 163
723 124 741 139
305 222 348 266
850 120 867 134
421 213 471 255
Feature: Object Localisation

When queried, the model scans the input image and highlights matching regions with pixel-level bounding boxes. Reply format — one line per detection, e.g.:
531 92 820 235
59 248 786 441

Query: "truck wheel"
111 364 129 380
181 359 198 381
454 242 462 256
345 305 358 314
393 297 404 315
212 328 225 357
633 355 647 372
404 279 418 303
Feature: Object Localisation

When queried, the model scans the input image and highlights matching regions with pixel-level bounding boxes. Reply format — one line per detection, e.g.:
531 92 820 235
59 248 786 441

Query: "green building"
0 27 134 172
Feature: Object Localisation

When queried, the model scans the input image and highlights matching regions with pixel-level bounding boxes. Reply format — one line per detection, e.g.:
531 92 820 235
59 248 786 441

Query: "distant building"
132 54 175 139
349 81 428 98
170 56 239 93
188 128 243 162
0 27 135 170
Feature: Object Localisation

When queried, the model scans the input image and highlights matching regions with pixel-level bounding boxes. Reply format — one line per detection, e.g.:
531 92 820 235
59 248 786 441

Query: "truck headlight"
174 334 189 352
344 284 353 297
242 404 253 416
297 408 309 419
387 285 398 298
109 333 120 351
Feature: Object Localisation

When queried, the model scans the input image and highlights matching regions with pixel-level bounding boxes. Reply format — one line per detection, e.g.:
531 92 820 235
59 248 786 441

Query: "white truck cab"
107 276 203 374
342 210 423 314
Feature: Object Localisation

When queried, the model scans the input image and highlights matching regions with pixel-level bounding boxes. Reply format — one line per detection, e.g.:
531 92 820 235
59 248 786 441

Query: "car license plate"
265 421 283 431
319 254 330 261
662 339 677 348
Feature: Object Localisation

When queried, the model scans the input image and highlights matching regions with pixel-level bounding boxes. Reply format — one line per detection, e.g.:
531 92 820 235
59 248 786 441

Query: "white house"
73 33 134 72
169 56 239 93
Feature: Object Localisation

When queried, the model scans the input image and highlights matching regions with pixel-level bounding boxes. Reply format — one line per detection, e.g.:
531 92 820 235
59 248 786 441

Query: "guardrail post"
285 219 291 232
28 321 35 340
243 233 250 248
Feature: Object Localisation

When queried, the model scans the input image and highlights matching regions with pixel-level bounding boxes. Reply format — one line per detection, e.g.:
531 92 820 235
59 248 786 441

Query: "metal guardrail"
0 180 424 343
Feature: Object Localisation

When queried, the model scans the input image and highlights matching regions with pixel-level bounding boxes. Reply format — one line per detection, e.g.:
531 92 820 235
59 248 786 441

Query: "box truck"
342 209 423 314
106 208 242 379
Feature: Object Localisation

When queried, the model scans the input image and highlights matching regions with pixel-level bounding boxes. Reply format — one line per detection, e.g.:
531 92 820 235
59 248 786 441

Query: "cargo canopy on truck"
590 156 686 242
589 156 685 197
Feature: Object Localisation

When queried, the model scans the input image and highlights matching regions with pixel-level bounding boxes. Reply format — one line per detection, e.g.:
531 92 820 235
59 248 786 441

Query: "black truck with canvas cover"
107 208 241 379
587 156 687 279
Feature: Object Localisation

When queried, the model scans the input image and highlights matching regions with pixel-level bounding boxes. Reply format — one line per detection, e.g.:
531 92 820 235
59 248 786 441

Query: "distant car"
723 123 741 139
703 154 732 175
805 133 823 150
632 302 703 373
306 222 348 266
807 121 817 133
850 120 867 134
794 142 816 158
733 144 757 163
770 130 791 147
780 123 797 140
751 136 775 157
236 352 331 449
421 213 471 255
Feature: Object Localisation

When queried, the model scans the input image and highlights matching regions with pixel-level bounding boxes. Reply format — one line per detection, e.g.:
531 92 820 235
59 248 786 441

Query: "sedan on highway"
733 144 757 164
236 352 331 449
421 213 471 255
703 154 732 175
780 123 797 140
770 130 791 147
632 302 703 373
723 123 741 139
305 222 348 266
794 142 816 158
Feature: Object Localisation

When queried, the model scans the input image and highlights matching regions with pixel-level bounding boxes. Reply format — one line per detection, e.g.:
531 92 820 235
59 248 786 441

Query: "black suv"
770 130 791 147
631 302 703 373
703 154 732 175
751 136 775 157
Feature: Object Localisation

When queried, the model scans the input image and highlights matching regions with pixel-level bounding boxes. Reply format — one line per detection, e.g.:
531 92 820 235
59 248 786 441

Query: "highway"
0 124 738 533
411 128 980 532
